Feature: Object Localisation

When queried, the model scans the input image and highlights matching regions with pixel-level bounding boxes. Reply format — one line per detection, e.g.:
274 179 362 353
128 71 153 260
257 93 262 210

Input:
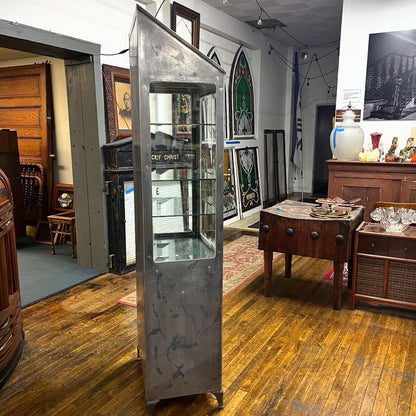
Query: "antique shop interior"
1 0 416 415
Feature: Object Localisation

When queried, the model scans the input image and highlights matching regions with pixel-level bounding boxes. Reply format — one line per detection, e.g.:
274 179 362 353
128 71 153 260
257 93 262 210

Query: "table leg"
70 224 76 258
333 261 344 310
285 254 292 279
49 222 56 255
264 250 273 297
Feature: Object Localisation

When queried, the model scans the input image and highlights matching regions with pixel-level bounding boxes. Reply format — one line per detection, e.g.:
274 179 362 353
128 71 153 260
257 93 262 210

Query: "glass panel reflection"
150 83 217 262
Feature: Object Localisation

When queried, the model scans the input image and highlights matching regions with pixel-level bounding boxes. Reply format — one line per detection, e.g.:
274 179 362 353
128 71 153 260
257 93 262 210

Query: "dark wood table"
258 200 364 310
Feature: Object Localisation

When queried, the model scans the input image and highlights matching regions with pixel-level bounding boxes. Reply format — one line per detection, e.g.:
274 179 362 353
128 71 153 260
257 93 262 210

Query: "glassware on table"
370 206 416 232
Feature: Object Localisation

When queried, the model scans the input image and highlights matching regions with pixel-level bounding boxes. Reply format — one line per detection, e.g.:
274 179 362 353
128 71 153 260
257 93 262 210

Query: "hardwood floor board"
275 303 352 415
236 290 339 414
371 332 398 415
397 333 416 416
3 254 416 415
357 317 397 416
332 312 375 415
383 319 412 416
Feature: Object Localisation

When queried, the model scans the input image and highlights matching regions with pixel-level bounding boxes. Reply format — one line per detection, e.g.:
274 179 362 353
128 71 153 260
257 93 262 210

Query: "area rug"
324 262 349 283
117 234 282 306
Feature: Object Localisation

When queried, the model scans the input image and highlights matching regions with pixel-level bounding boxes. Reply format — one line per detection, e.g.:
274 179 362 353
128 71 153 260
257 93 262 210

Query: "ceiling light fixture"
257 9 263 26
246 1 287 31
302 50 308 60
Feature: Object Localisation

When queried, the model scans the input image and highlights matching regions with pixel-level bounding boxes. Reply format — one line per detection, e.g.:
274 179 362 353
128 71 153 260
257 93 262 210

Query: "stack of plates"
309 207 350 219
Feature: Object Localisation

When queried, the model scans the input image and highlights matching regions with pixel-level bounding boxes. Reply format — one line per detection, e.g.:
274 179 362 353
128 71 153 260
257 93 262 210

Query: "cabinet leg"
146 400 158 416
264 250 273 297
49 222 55 255
212 390 224 409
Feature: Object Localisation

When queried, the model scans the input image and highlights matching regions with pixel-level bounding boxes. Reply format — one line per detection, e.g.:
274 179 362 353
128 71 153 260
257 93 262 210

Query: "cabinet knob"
403 246 408 252
370 243 375 248
310 231 320 240
335 234 345 244
262 224 270 233
286 228 295 236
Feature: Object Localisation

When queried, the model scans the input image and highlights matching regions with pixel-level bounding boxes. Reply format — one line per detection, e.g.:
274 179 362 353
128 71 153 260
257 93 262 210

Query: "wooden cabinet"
0 129 25 238
0 169 24 389
103 137 134 274
327 160 416 221
352 222 416 310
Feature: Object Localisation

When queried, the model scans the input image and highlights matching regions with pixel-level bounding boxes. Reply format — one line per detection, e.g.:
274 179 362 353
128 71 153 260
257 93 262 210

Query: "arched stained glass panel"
230 47 254 137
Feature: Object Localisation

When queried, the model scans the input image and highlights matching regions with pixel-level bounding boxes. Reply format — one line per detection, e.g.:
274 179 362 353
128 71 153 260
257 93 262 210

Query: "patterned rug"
117 234 282 306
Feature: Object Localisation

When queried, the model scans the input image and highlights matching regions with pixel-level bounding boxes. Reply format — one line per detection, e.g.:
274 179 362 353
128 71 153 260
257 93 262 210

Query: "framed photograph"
171 2 200 49
102 64 132 143
51 183 75 213
236 147 261 213
364 29 416 120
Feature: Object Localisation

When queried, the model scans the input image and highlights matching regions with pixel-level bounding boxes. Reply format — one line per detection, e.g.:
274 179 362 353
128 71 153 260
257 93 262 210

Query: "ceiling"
201 0 343 49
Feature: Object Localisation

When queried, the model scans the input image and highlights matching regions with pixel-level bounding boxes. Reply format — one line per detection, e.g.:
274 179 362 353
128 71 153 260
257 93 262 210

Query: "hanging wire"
268 45 337 91
155 0 166 19
100 48 129 56
268 44 339 68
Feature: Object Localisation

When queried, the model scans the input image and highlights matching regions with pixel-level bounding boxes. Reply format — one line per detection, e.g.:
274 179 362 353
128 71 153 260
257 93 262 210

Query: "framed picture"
171 2 200 49
51 183 75 213
223 148 237 220
236 147 261 213
364 29 416 120
102 64 132 143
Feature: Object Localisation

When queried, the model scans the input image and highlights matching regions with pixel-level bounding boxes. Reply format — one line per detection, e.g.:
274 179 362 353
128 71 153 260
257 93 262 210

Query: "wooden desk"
48 211 76 258
258 200 364 310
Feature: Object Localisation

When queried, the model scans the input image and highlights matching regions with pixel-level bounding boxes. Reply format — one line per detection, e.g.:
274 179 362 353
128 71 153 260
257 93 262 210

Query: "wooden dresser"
352 222 416 310
0 169 24 389
327 160 416 221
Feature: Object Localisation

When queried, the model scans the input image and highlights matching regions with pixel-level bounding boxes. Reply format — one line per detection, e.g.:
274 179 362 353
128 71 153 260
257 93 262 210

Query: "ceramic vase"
370 132 382 150
330 106 365 160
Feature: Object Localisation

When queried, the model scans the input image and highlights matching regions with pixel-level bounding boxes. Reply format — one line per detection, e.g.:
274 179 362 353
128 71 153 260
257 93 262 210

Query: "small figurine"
385 137 399 162
399 137 415 162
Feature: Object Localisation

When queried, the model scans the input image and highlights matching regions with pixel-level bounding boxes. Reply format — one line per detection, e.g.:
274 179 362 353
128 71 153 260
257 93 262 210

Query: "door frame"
312 104 335 198
0 19 108 271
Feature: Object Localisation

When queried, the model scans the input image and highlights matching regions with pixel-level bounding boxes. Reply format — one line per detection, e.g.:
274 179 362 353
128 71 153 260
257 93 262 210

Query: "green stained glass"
231 49 254 136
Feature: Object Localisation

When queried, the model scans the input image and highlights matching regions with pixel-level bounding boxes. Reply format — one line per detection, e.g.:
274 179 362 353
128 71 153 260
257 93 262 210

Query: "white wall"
295 45 339 194
338 0 416 153
2 0 291 212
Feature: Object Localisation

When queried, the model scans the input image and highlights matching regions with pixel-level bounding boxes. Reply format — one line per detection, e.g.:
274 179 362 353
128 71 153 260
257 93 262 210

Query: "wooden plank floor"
2 254 416 415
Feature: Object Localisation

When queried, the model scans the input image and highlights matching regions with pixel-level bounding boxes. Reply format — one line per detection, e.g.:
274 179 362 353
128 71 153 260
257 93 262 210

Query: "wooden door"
0 63 53 216
400 180 416 202
313 105 334 197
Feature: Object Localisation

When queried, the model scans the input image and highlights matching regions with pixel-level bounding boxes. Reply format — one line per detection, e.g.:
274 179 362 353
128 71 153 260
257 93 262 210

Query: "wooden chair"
20 162 46 238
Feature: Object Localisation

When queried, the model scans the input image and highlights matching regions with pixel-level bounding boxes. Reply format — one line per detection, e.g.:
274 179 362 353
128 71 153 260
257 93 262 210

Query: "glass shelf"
153 236 215 262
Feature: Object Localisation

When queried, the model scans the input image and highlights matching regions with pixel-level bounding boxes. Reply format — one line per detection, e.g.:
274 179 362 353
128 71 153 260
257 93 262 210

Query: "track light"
222 0 227 4
302 50 308 60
